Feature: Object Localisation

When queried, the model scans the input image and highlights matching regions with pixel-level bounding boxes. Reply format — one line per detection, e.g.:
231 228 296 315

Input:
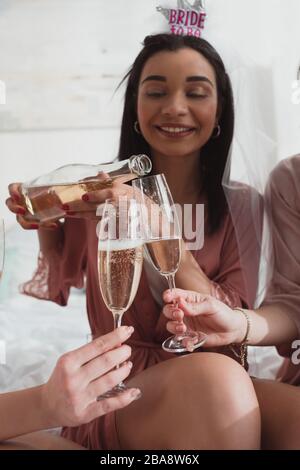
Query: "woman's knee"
253 378 300 450
117 353 260 449
168 352 256 400
173 352 258 405
164 353 260 448
0 431 86 450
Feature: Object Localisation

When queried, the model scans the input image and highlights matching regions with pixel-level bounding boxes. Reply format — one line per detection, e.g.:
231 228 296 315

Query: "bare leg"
116 353 261 450
0 431 86 450
253 378 300 450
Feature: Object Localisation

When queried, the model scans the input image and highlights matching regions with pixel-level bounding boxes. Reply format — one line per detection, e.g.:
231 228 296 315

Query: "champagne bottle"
21 154 152 223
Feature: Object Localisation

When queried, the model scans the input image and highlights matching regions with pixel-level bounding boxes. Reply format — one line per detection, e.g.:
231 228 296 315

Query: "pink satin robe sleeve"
263 155 300 384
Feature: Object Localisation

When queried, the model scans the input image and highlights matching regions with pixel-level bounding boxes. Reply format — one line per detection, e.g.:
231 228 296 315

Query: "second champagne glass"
132 174 207 353
97 197 144 397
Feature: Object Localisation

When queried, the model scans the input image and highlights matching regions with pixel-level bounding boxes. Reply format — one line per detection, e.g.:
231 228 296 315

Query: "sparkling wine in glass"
97 198 144 397
132 174 207 353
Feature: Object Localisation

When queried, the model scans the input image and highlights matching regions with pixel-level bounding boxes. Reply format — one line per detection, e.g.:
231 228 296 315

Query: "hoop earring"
134 121 141 134
212 125 221 139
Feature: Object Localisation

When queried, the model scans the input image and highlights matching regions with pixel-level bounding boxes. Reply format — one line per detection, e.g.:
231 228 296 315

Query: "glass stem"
112 309 125 371
165 273 176 292
165 273 181 328
112 309 124 330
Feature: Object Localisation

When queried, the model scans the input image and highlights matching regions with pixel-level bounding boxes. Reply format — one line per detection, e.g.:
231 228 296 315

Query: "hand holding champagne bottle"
6 155 152 229
6 178 133 230
6 182 60 231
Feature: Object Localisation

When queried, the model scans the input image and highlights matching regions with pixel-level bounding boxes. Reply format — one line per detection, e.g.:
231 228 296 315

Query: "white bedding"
0 224 283 396
0 224 90 392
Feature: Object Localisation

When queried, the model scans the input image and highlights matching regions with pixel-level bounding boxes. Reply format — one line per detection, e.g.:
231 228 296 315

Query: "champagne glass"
0 218 4 283
97 197 144 397
132 174 207 353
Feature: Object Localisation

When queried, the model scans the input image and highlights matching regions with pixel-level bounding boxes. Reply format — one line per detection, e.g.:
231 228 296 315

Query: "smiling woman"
6 34 262 450
137 48 218 161
119 34 234 234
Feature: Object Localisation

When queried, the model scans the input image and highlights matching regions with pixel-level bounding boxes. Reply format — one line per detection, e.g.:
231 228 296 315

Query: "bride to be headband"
157 0 207 37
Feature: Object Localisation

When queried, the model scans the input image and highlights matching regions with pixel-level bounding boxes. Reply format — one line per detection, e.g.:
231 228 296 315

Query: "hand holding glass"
132 174 207 353
97 198 144 397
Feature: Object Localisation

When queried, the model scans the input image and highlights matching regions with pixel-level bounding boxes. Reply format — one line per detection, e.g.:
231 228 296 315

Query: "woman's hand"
6 176 136 225
41 326 141 428
6 183 60 230
162 288 247 348
62 179 136 219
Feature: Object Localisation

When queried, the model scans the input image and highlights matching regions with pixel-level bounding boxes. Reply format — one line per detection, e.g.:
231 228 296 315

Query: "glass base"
162 331 207 353
97 382 128 401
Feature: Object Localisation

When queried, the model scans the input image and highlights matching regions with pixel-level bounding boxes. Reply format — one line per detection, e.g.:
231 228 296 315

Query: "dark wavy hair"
117 34 234 234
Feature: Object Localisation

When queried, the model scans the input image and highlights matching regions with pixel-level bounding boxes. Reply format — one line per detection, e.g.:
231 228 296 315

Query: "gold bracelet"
229 307 251 369
234 307 251 344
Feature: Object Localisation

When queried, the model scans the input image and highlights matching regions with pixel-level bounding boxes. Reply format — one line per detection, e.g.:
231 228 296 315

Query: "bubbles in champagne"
98 239 144 251
98 242 143 313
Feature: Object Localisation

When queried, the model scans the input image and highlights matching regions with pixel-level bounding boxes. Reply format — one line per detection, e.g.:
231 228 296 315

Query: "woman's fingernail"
82 194 89 202
17 208 26 215
30 223 39 230
125 326 134 336
61 204 70 211
66 211 76 216
124 361 133 369
12 195 21 203
186 341 196 353
130 388 142 400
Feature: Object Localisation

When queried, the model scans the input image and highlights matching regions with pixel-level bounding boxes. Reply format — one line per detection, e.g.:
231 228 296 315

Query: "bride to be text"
169 9 206 37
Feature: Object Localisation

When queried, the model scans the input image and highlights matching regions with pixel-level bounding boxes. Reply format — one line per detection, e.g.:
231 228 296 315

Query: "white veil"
206 35 279 308
155 1 285 308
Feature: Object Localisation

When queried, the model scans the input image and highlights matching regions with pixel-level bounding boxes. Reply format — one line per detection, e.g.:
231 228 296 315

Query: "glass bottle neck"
98 155 152 178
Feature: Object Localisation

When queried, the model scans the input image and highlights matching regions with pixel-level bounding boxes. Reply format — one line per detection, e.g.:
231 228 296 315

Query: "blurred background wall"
1 0 300 227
